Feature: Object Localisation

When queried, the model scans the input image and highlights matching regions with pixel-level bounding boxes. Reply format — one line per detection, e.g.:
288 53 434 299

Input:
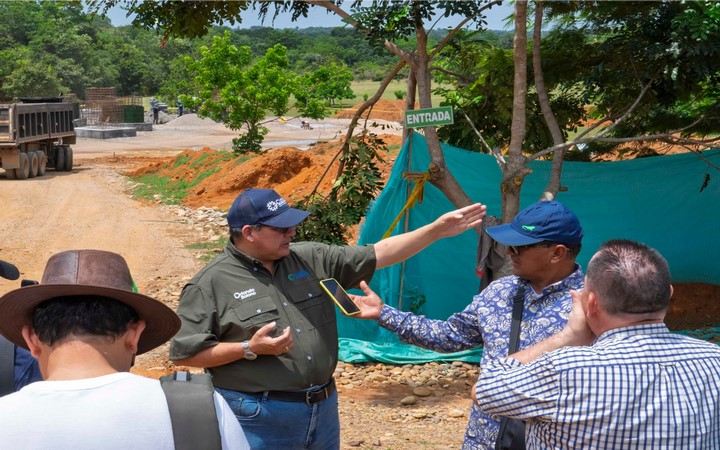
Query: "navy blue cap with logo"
486 200 583 246
227 188 310 228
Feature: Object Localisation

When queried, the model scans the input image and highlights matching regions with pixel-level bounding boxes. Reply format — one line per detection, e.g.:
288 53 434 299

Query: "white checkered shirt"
477 323 720 449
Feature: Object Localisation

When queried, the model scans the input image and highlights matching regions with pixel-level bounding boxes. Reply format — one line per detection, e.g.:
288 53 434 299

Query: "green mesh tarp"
337 132 720 363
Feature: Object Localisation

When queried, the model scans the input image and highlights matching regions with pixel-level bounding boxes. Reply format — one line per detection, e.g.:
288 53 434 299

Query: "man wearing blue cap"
351 200 584 450
169 188 486 449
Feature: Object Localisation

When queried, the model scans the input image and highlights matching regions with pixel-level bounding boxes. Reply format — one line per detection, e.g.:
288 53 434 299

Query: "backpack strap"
0 336 15 397
495 284 528 450
160 371 222 450
508 284 526 354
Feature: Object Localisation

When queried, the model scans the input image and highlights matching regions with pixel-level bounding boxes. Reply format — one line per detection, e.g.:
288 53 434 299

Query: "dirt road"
0 164 201 295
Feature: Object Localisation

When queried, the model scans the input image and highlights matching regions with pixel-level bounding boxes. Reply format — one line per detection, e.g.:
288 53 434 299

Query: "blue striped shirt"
377 265 584 449
477 323 720 449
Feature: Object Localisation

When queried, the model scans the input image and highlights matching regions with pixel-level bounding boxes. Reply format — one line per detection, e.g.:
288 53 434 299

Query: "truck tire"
5 169 17 180
27 151 38 178
54 146 65 171
15 152 29 180
36 151 47 176
63 146 73 172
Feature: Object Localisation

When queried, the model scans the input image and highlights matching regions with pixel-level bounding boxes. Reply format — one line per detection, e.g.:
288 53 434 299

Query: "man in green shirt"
169 188 485 449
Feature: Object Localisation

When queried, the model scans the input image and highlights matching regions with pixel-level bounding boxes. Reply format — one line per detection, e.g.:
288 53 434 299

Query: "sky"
105 2 514 30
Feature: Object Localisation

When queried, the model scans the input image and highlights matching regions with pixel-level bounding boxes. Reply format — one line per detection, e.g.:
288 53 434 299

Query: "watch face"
243 341 257 360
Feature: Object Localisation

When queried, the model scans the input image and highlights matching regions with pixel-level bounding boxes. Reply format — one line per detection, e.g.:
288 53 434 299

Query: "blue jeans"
216 386 340 450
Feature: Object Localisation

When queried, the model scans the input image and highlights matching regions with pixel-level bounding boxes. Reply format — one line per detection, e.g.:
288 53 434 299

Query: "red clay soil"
127 135 401 210
335 98 409 122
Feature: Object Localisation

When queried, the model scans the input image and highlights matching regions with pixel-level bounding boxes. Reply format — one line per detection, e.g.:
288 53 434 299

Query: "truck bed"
0 102 76 147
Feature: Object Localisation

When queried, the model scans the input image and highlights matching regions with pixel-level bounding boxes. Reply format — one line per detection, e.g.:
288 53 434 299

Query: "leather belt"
265 378 336 405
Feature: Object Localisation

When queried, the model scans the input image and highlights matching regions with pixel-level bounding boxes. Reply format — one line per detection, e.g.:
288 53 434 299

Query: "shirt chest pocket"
285 279 335 328
230 295 280 327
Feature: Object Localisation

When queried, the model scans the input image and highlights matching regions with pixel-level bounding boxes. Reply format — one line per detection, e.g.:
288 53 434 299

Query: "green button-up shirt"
169 240 376 392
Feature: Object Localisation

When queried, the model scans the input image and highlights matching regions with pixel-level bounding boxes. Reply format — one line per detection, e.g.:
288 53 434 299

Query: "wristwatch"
242 340 257 360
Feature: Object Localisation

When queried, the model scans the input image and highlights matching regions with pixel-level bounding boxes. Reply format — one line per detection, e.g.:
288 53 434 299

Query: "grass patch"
131 167 221 204
172 154 191 168
186 237 228 262
131 150 238 205
190 150 236 169
386 142 402 155
351 79 452 106
288 79 451 115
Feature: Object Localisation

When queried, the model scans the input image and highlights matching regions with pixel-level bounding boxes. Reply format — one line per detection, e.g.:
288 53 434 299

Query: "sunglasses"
508 242 555 255
254 224 293 234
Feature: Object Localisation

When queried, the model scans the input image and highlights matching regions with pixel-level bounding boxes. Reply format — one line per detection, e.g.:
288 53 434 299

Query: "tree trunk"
402 70 417 146
414 22 475 209
533 1 566 201
502 0 530 222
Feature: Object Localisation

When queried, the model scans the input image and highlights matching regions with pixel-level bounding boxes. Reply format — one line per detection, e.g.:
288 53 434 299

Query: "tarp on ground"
337 132 720 364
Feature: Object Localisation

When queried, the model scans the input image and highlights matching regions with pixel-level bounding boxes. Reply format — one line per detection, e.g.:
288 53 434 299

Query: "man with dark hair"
350 200 585 449
0 249 249 449
0 258 41 396
169 188 486 449
474 239 720 449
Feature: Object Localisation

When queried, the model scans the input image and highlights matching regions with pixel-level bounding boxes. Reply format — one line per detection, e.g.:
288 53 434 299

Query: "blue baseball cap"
486 200 583 246
227 188 310 228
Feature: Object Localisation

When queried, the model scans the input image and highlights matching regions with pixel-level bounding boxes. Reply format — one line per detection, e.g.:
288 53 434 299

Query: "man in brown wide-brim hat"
0 249 249 450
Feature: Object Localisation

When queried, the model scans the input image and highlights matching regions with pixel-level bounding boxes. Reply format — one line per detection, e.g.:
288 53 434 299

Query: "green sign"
404 106 454 128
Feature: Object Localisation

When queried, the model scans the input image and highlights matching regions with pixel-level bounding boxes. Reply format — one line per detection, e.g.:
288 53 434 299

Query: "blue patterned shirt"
377 265 584 449
477 323 720 449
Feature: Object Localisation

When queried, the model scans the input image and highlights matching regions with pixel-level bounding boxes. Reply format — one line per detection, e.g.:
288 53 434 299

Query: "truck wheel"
36 151 47 176
63 146 73 172
5 169 17 180
15 152 29 180
27 152 38 178
54 146 65 171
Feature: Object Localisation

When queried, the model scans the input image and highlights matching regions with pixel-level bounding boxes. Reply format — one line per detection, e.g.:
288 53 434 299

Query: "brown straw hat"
0 249 180 355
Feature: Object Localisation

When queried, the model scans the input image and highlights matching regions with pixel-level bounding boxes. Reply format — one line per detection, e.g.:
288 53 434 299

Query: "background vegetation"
0 2 512 103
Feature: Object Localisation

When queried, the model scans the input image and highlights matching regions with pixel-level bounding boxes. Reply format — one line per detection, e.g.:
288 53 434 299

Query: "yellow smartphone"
320 278 361 316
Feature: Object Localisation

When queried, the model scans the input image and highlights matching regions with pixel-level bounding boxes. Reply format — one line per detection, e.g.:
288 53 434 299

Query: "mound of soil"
336 98 409 122
127 135 401 210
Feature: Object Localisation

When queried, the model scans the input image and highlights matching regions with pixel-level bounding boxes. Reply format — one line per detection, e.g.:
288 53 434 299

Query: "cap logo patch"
522 225 536 231
266 198 287 212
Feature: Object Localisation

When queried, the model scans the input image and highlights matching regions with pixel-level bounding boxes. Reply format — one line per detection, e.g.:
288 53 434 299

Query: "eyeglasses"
253 224 294 235
508 242 555 255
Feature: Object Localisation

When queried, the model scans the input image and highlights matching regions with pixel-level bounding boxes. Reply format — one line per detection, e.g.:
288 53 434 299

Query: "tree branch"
527 126 720 163
430 66 473 85
428 0 502 59
461 111 506 167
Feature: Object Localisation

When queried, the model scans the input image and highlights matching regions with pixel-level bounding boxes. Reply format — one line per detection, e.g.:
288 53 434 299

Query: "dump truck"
0 98 75 180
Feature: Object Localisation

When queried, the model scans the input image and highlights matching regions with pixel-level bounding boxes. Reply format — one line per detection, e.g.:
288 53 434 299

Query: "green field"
349 79 450 106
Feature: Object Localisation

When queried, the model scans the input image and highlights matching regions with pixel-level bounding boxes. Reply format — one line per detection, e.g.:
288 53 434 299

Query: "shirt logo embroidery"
234 288 257 300
288 270 310 281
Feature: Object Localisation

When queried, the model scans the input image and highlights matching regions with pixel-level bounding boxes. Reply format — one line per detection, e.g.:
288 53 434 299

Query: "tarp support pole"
397 132 414 311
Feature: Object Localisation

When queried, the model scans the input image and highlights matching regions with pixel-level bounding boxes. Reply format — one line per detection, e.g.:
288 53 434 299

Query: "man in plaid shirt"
475 239 720 449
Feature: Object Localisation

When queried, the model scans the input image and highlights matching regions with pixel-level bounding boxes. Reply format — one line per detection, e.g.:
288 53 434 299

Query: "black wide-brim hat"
0 250 180 355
